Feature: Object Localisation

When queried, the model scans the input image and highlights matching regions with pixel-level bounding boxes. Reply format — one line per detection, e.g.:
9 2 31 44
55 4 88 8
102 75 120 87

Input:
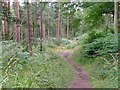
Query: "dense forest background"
0 0 119 88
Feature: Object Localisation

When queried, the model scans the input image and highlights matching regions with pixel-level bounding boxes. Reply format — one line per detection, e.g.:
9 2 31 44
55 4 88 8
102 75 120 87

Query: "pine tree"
4 0 7 40
33 0 37 47
26 0 32 54
7 0 10 40
114 0 118 34
40 0 43 51
57 0 61 45
15 0 20 42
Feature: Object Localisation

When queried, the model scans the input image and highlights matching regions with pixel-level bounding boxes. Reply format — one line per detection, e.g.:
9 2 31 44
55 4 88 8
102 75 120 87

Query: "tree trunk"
42 14 45 45
15 0 20 42
13 2 16 40
106 14 111 31
43 23 46 45
26 0 32 54
7 0 10 40
0 5 2 56
47 11 51 43
34 0 37 47
67 17 69 39
4 0 7 40
40 1 43 51
48 28 50 43
114 0 118 34
57 0 61 45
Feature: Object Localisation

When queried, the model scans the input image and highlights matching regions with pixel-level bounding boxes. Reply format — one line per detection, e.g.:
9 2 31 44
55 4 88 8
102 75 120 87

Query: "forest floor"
59 50 92 88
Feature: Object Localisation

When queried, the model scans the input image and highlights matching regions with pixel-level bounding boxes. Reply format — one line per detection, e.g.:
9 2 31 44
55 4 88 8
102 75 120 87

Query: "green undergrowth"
72 32 119 88
72 48 118 88
44 37 78 50
1 41 74 88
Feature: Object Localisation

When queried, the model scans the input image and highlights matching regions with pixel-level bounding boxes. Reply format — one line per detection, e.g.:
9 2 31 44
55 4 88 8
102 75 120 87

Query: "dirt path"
60 50 92 88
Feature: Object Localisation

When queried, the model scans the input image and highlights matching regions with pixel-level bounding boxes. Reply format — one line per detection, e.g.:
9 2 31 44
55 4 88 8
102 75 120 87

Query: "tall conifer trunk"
67 17 69 39
15 0 20 42
40 0 43 51
4 0 7 40
34 0 37 47
57 0 61 45
26 0 32 54
43 23 46 44
7 0 10 40
48 14 50 43
114 0 118 34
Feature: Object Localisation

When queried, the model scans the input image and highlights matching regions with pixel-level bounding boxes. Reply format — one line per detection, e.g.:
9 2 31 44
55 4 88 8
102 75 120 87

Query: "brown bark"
15 0 20 42
42 14 46 45
13 2 16 40
40 0 43 51
26 0 32 54
4 0 7 40
114 0 118 34
57 0 61 45
49 19 52 43
4 15 7 40
0 3 2 55
67 17 69 39
47 10 51 43
34 1 37 47
7 0 10 40
0 15 2 44
43 23 46 44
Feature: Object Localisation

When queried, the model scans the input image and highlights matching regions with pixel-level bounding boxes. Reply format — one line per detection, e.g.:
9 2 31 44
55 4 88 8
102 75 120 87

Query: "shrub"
84 30 106 44
1 41 74 88
72 32 118 88
84 33 118 57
